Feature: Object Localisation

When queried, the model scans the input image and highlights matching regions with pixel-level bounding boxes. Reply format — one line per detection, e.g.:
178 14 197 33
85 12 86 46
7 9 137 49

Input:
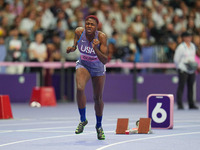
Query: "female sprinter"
66 15 108 140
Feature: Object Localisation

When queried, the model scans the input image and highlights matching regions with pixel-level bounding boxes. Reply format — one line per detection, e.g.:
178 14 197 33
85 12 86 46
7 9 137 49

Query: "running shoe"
75 120 88 134
96 126 105 140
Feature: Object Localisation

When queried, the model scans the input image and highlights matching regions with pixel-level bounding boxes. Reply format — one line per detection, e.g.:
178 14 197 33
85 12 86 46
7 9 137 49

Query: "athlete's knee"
93 95 103 104
77 83 85 93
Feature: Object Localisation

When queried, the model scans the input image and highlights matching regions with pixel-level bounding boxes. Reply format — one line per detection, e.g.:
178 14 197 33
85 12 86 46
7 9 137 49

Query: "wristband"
72 45 77 49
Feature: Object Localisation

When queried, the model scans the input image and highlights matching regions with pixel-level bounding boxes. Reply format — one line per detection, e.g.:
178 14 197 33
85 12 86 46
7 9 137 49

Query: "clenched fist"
66 46 76 53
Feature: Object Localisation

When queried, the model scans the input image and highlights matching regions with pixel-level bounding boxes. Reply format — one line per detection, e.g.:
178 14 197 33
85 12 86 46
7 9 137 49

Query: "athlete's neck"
86 32 95 42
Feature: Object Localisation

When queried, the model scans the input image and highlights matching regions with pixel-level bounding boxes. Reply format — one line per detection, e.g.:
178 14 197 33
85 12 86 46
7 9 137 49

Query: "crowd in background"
0 0 200 76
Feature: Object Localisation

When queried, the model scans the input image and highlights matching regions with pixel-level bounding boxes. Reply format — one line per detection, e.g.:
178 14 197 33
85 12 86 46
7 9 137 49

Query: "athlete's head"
85 15 99 34
85 15 99 25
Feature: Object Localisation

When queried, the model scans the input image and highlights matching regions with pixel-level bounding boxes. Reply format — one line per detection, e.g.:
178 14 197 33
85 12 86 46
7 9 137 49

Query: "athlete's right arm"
66 27 84 53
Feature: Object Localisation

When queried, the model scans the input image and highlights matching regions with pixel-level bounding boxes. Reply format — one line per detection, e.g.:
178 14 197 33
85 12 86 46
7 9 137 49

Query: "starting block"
138 118 152 134
125 118 152 134
116 118 129 134
147 94 174 129
30 86 57 107
0 95 13 119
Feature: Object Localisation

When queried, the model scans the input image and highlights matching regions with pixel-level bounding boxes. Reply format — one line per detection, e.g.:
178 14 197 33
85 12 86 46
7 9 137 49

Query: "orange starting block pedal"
116 118 129 134
0 95 13 119
138 118 152 134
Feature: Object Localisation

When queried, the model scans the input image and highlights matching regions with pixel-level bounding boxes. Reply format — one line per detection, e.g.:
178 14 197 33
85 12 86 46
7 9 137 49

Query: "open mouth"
87 28 92 32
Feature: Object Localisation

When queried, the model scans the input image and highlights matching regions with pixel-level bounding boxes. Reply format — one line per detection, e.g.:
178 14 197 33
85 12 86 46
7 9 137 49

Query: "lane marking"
0 123 116 133
96 131 200 150
0 132 95 147
0 121 74 127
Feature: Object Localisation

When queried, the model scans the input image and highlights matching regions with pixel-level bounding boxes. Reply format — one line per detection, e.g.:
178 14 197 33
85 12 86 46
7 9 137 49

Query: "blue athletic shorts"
76 60 106 77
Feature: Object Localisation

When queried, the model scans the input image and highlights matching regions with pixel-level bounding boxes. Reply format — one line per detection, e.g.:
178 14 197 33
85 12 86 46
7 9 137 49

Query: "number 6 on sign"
152 103 167 123
147 94 174 129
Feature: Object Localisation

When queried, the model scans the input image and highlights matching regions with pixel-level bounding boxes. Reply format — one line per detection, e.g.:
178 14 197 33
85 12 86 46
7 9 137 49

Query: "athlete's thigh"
76 68 91 90
92 75 106 96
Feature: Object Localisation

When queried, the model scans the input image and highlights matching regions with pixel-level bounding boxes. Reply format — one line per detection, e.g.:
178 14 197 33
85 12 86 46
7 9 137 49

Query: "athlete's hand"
66 46 76 53
92 39 100 49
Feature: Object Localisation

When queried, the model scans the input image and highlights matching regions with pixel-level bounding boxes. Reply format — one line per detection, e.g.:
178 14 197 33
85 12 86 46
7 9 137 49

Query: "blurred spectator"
56 9 71 31
193 34 200 48
165 38 177 62
74 9 84 27
54 19 66 40
125 34 137 62
40 0 56 30
13 15 22 30
19 10 36 38
28 32 47 86
61 30 80 61
29 16 43 42
172 14 186 36
77 0 89 19
62 0 76 29
194 0 200 29
169 0 181 9
130 15 145 38
108 31 119 61
5 26 27 74
96 2 108 25
9 0 23 17
117 11 130 34
121 0 133 24
138 30 149 47
139 30 156 64
109 1 122 29
44 42 61 86
28 32 47 62
89 0 99 15
152 4 165 29
5 26 27 61
1 16 11 36
50 0 62 17
101 10 113 38
187 18 199 35
2 2 15 27
131 0 143 19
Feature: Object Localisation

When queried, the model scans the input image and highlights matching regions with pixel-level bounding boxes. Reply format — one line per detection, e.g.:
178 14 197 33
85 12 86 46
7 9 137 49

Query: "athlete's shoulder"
75 27 84 36
98 31 107 40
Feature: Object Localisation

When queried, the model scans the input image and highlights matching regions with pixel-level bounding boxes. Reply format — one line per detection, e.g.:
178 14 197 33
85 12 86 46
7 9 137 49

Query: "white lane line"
1 118 200 127
0 131 13 133
0 123 116 133
0 121 74 127
96 131 200 150
1 123 200 134
0 132 96 147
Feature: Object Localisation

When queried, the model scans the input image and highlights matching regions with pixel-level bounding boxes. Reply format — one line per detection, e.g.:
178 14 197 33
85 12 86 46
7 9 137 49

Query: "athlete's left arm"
92 32 108 64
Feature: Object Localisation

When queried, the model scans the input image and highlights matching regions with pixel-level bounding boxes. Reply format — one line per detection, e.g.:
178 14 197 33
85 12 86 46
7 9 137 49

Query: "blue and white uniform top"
174 42 196 74
76 30 106 75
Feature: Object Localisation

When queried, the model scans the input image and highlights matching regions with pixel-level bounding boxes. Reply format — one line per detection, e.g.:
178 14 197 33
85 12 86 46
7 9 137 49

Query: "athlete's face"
85 18 97 34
